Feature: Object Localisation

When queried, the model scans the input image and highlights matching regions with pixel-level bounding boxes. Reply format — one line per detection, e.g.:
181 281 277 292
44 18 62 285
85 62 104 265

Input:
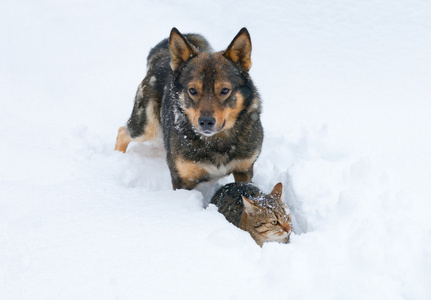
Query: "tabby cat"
211 182 292 246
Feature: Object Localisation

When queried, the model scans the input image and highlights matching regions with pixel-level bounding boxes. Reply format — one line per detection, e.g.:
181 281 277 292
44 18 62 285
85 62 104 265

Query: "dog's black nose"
198 116 216 130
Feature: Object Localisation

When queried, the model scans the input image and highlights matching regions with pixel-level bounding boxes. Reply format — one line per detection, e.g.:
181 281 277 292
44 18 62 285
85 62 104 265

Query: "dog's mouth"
199 130 218 137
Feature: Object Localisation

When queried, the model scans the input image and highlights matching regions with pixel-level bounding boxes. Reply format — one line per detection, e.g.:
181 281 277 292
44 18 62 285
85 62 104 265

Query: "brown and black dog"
115 28 263 190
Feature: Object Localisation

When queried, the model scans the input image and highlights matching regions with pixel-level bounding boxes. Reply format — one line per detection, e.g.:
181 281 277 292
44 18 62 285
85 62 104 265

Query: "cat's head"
240 183 292 247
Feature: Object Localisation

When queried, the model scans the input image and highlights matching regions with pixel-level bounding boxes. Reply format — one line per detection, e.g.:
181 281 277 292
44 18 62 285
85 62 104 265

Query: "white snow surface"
2 1 431 299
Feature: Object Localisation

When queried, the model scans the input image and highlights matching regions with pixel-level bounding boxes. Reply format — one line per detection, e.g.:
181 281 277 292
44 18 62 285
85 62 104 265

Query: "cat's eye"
271 220 279 225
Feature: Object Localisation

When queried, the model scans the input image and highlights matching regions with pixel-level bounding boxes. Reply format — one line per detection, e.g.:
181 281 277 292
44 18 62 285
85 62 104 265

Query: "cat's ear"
169 27 198 71
241 196 258 215
269 182 283 200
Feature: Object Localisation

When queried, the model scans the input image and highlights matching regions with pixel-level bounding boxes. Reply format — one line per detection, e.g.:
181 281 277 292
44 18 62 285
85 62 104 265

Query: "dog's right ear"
169 28 198 71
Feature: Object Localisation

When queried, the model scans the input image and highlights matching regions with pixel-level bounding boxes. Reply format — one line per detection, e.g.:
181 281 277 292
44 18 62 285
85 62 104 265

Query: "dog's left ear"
169 28 198 71
224 28 252 72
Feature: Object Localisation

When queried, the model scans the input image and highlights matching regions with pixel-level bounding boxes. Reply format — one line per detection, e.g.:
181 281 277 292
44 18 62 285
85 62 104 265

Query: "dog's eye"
220 88 230 95
188 88 197 96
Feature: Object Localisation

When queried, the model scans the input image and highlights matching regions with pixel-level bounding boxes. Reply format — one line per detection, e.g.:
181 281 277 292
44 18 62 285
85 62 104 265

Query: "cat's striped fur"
211 182 291 246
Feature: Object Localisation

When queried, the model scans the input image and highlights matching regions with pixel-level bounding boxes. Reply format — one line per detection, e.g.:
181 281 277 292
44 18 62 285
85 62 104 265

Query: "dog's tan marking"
175 158 209 187
174 148 258 187
114 126 132 153
214 81 232 101
230 149 259 172
132 100 161 142
183 105 199 129
187 81 203 101
196 149 259 181
184 92 226 134
222 92 245 130
180 77 202 129
183 91 246 134
230 149 259 182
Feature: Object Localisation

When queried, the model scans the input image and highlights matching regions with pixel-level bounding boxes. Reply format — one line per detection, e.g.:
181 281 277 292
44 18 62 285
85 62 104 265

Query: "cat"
210 182 292 246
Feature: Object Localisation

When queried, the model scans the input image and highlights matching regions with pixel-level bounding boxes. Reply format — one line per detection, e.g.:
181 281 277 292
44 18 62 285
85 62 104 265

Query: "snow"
1 0 431 299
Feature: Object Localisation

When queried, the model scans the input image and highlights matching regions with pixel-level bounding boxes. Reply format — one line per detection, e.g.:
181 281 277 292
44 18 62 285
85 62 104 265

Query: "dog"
115 28 263 190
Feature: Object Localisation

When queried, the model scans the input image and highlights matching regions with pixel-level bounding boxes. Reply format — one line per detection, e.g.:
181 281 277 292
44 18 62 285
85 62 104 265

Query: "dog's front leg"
233 168 253 183
170 172 199 190
171 157 208 190
171 179 198 190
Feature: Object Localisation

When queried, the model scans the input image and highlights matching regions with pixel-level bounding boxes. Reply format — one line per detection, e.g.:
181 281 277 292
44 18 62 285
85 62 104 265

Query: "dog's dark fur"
115 28 263 190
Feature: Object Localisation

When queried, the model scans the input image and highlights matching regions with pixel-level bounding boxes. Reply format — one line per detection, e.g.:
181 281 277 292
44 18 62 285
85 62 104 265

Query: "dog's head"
169 28 253 137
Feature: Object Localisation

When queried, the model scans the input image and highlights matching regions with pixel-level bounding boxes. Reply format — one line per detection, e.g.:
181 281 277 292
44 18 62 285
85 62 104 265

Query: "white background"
1 1 431 299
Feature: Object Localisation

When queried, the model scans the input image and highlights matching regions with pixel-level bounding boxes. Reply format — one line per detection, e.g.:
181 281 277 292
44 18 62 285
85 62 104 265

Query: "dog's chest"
200 148 257 179
200 159 240 179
